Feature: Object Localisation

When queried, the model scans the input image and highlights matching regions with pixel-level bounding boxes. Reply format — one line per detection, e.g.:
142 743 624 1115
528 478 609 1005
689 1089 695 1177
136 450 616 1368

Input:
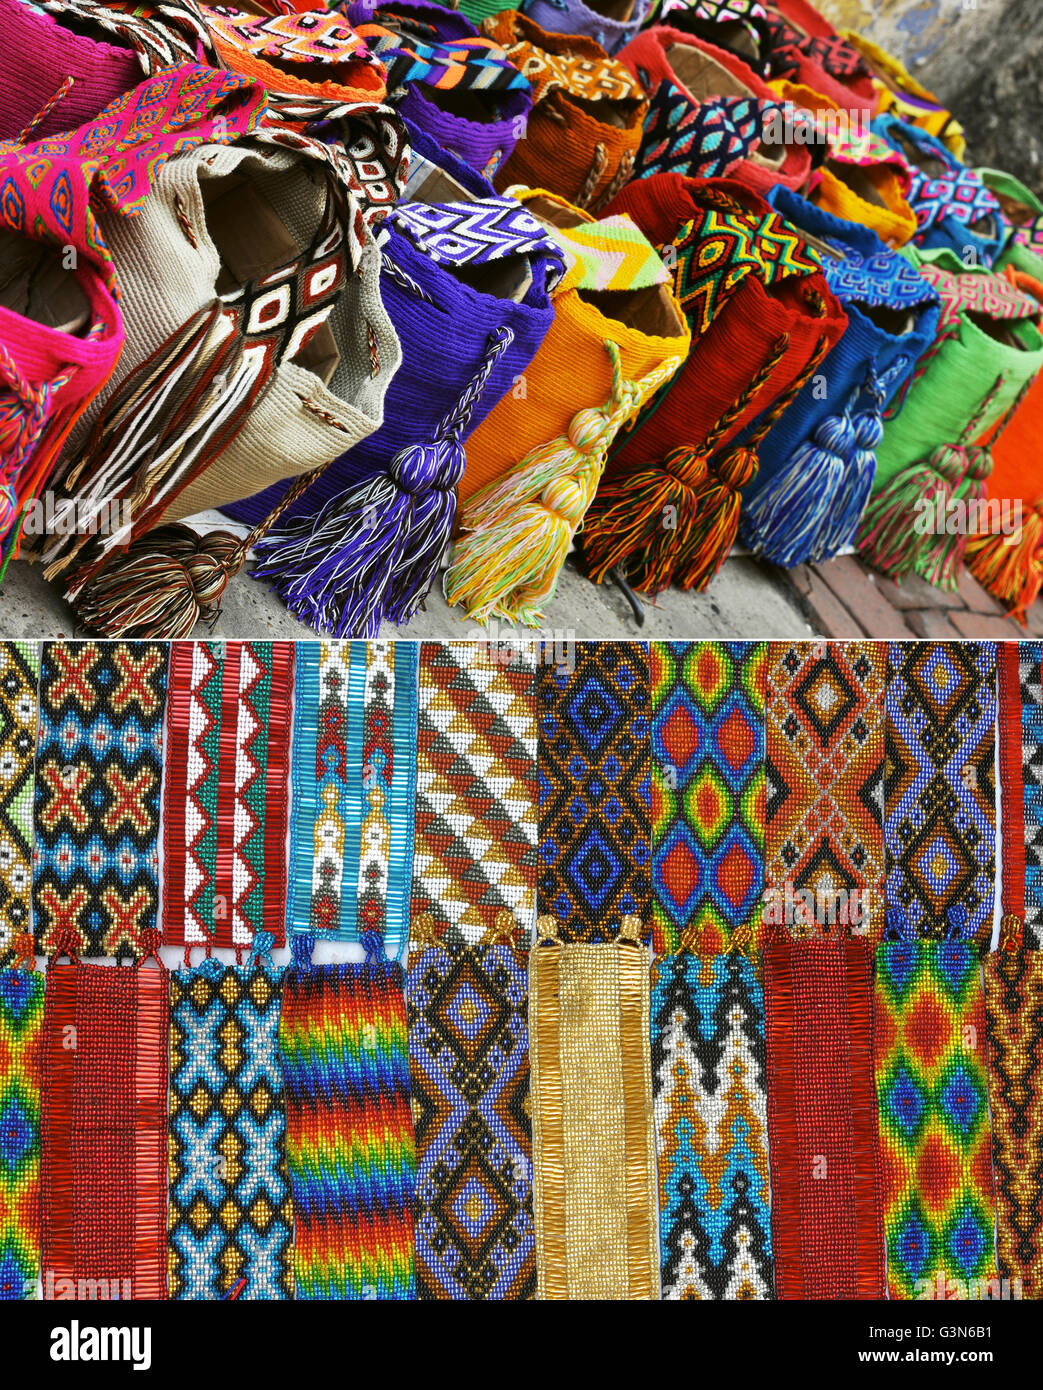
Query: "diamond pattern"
885 642 996 950
650 642 765 954
766 641 886 942
407 941 535 1300
539 642 651 943
876 936 997 1299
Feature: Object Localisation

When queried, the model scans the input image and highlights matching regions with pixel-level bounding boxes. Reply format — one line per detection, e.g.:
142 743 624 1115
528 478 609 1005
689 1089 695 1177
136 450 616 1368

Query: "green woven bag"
859 246 1043 586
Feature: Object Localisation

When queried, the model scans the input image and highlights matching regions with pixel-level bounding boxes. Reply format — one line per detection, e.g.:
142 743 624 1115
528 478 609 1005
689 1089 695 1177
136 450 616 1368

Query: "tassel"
583 441 757 595
252 326 515 638
71 522 249 639
915 445 991 589
857 444 966 583
579 445 710 595
967 499 1043 623
66 466 324 639
444 345 682 625
743 414 853 569
443 406 617 626
816 409 883 560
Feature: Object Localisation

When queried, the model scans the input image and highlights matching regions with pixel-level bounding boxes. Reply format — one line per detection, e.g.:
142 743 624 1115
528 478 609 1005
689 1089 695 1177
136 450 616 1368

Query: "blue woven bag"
741 186 940 567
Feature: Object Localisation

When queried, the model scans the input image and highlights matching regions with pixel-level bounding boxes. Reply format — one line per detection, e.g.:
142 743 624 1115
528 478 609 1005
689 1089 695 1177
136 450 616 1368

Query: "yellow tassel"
445 345 682 625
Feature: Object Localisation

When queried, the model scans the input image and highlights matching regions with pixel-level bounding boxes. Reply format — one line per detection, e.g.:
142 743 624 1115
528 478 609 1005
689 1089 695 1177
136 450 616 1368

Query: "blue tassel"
741 426 847 567
252 326 514 638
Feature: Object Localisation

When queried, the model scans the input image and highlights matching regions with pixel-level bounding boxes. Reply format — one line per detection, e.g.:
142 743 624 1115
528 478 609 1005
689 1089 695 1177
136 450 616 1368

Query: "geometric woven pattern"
407 937 535 1299
168 951 294 1300
288 642 417 957
40 960 169 1300
884 641 996 952
0 644 38 968
0 968 43 1300
651 950 773 1299
33 641 168 959
163 641 293 954
411 643 539 948
763 936 886 1298
278 947 417 1300
983 947 1043 1299
650 642 765 956
765 641 886 945
538 642 652 943
875 933 998 1300
1009 643 1043 947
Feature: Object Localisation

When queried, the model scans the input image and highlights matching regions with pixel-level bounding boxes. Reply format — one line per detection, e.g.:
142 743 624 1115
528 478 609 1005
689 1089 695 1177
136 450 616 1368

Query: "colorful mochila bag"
36 95 404 639
0 0 147 141
36 0 388 105
356 0 533 177
482 10 648 213
759 0 875 115
619 27 813 196
445 190 688 625
0 64 265 579
808 123 918 251
964 265 1043 620
841 28 967 160
579 174 846 595
741 187 940 568
241 170 564 638
522 0 654 58
873 114 1004 270
986 168 1043 283
859 249 1043 591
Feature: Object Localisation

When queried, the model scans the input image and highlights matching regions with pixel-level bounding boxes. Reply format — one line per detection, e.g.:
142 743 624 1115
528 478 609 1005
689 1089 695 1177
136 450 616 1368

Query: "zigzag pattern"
650 642 766 955
310 644 355 940
652 952 774 1299
407 940 535 1299
168 956 294 1299
670 203 820 338
390 197 564 270
983 948 1043 1298
876 937 998 1299
0 969 43 1301
33 642 168 958
165 642 292 951
183 643 222 946
0 645 38 967
278 958 417 1300
412 643 539 948
358 644 395 942
231 645 270 945
884 642 996 951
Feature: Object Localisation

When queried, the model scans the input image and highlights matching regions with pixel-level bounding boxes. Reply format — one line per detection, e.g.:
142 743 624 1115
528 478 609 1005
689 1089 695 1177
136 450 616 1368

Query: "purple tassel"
252 326 514 636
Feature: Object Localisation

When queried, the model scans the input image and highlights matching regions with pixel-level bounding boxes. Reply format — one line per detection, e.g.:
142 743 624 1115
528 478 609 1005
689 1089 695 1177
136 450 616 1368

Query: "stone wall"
818 0 1043 188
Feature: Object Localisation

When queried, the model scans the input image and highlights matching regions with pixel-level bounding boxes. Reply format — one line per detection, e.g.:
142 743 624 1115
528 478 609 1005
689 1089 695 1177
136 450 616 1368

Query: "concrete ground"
0 551 816 641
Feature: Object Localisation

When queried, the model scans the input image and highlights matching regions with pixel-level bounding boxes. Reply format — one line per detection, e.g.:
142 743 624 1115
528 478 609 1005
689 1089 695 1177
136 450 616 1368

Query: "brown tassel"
67 466 322 639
